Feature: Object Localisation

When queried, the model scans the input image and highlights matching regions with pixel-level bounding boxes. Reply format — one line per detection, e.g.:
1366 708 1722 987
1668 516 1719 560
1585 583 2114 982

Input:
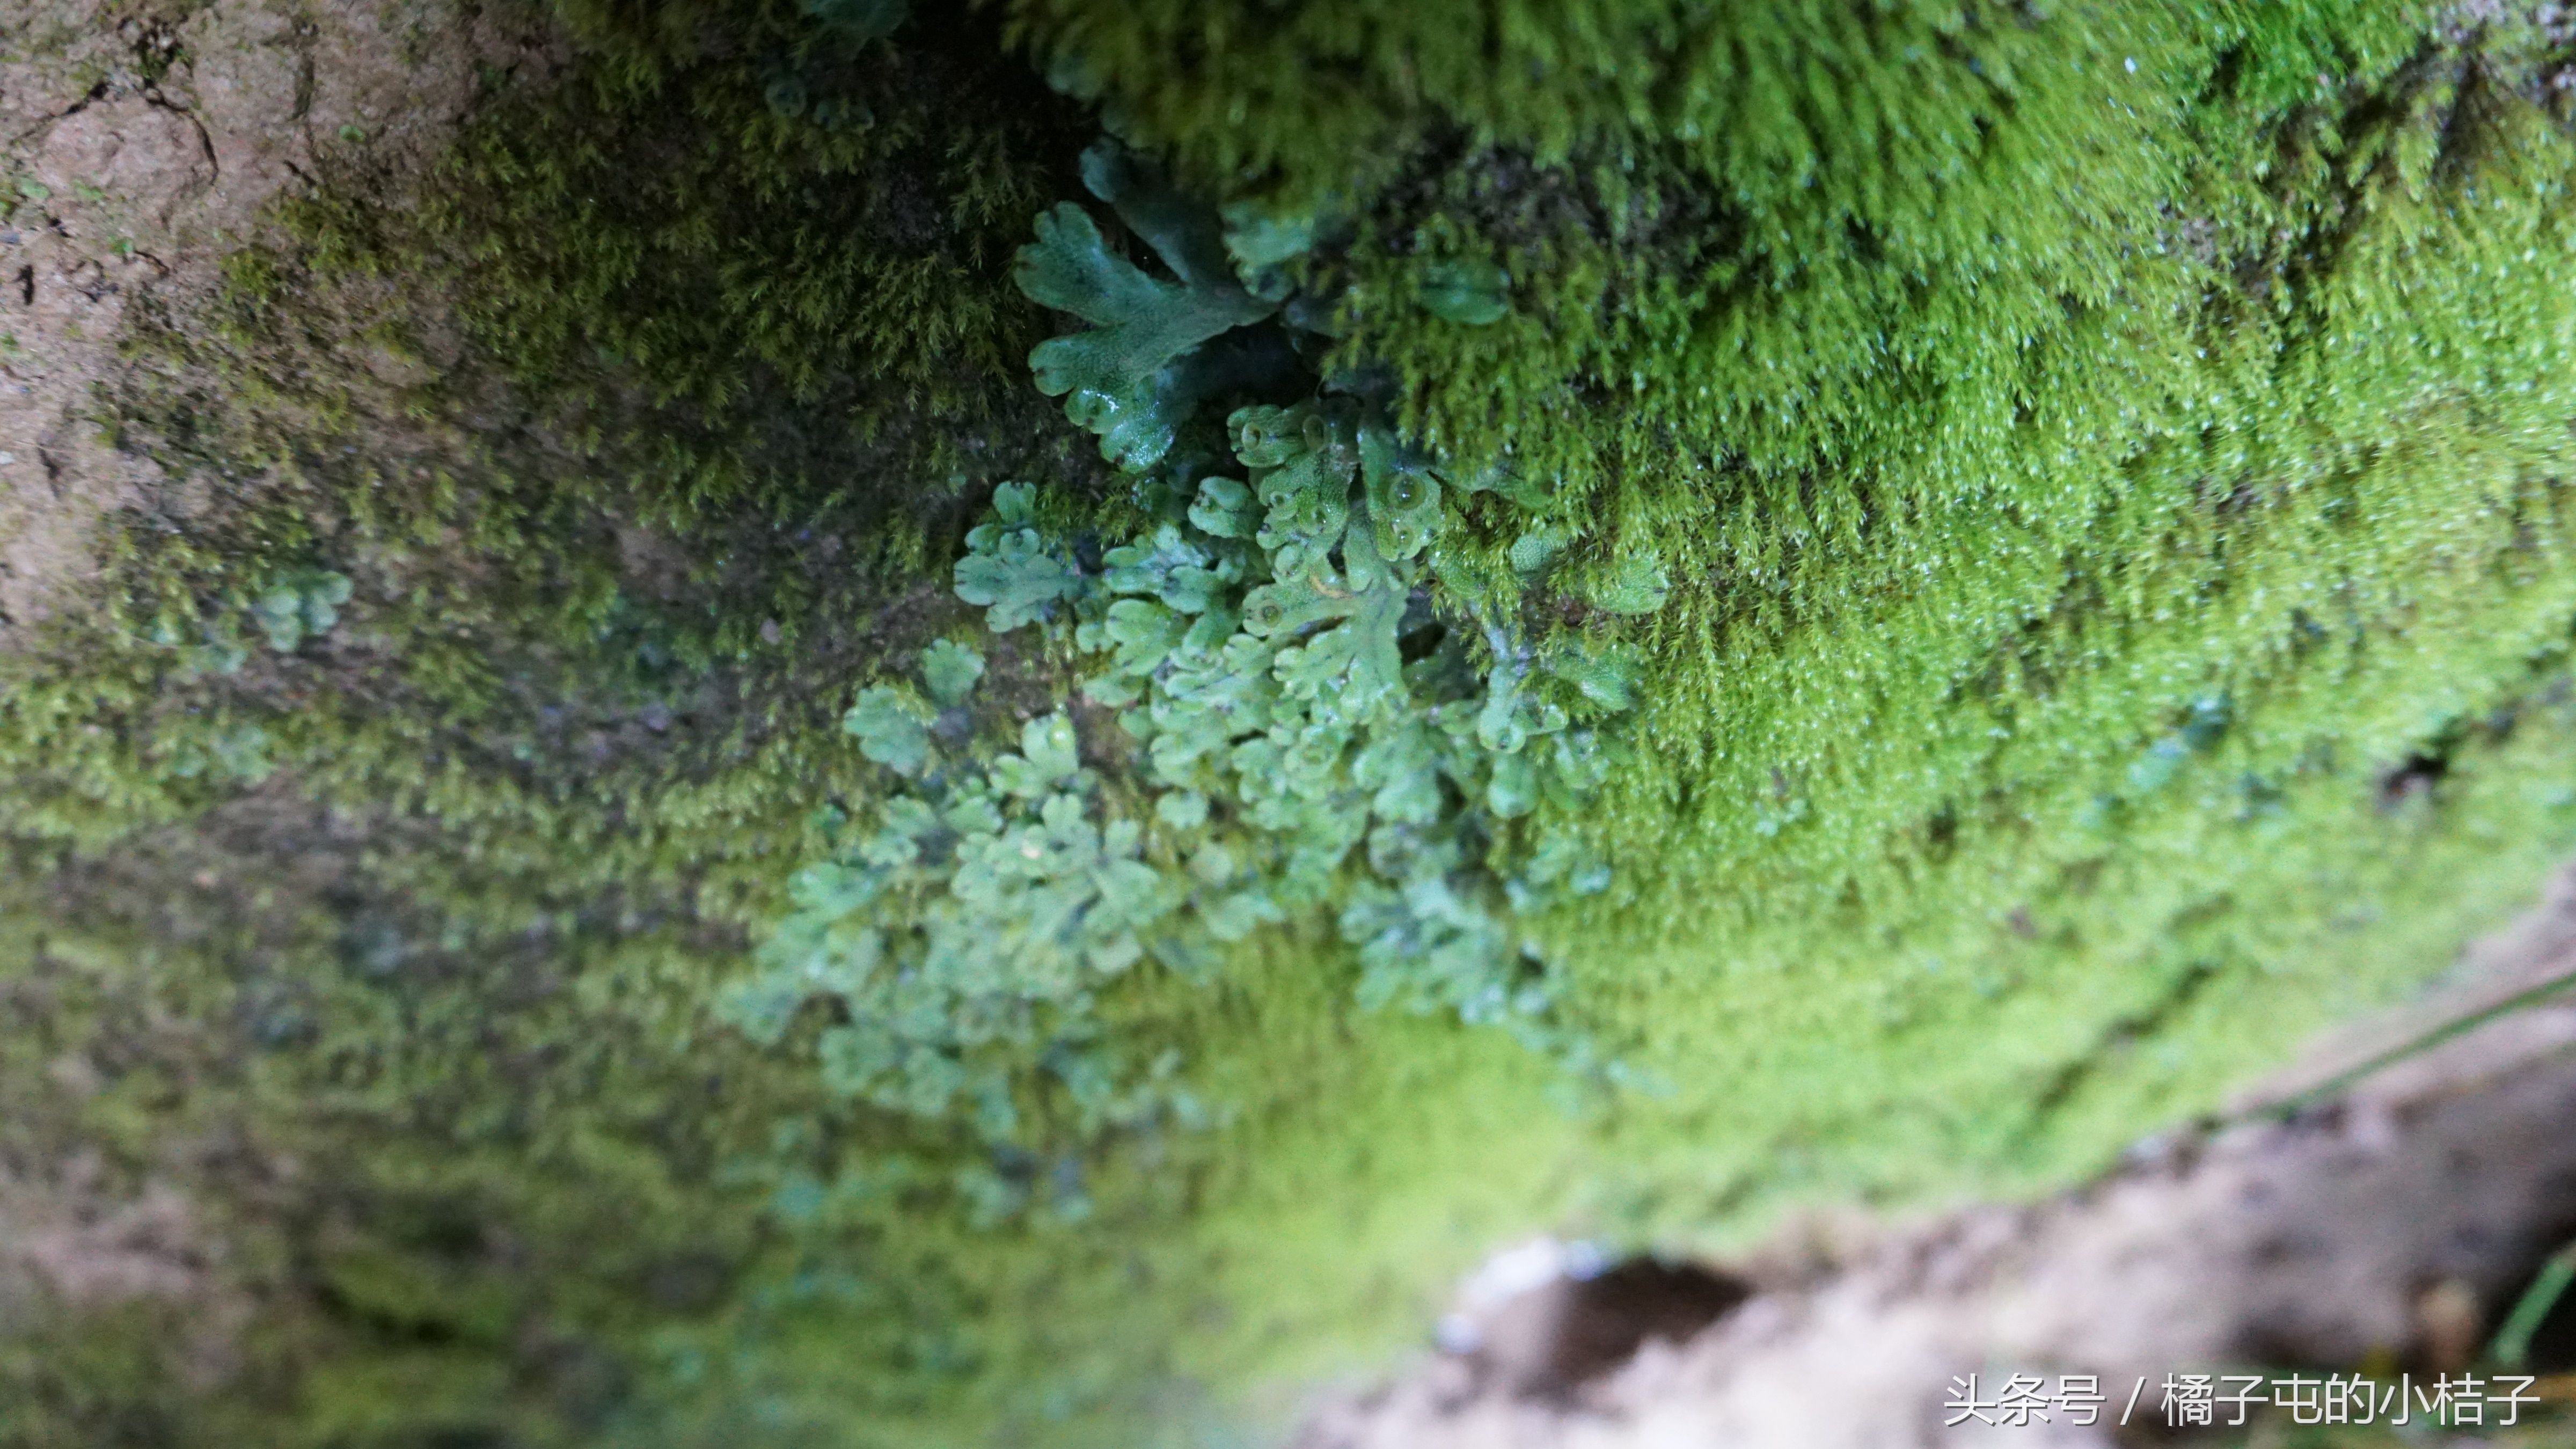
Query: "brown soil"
1299 869 2576 1448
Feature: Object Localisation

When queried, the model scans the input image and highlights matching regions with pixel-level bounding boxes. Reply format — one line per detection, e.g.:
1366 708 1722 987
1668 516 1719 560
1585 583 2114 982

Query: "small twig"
2251 969 2576 1124
2492 1243 2576 1371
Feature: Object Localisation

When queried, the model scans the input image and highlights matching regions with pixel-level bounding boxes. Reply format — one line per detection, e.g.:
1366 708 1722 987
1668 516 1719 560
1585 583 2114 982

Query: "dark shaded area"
1542 1260 1752 1391
1466 1258 1754 1400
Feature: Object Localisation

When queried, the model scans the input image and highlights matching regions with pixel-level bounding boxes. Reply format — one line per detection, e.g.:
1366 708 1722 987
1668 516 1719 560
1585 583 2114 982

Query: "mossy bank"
8 2 2576 1444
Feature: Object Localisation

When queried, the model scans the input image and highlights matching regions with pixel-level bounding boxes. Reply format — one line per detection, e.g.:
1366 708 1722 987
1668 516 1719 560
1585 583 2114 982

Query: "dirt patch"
0 1157 202 1312
0 0 513 634
0 1148 251 1390
1301 870 2576 1448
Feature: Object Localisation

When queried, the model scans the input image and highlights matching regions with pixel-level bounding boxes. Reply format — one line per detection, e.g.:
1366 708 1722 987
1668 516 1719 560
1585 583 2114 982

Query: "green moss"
1009 1 2424 199
0 2 1124 1442
1015 2 2565 525
0 0 1099 854
423 0 1093 532
13 3 2576 1446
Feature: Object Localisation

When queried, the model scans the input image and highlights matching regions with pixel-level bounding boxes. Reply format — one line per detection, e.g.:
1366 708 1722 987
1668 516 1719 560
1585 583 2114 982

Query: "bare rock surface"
1300 871 2576 1448
0 0 506 633
0 0 523 1360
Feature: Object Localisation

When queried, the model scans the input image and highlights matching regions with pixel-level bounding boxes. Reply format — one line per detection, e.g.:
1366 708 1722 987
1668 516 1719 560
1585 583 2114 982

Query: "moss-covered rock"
10 2 2576 1445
